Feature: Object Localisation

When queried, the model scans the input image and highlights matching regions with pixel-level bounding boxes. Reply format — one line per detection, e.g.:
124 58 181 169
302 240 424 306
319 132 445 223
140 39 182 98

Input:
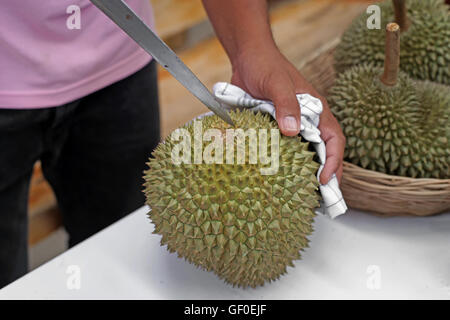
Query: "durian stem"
393 0 410 32
380 23 400 87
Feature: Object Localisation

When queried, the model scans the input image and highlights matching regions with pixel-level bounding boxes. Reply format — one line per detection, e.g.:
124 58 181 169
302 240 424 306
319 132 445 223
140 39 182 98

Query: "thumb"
266 79 301 136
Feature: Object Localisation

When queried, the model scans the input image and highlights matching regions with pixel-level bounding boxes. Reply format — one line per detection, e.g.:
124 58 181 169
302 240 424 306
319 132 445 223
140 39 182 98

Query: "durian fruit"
329 23 450 179
334 0 450 85
143 110 321 288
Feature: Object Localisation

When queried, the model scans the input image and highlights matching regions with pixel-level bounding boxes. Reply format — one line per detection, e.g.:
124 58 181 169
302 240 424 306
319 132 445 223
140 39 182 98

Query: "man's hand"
231 46 345 184
202 0 345 184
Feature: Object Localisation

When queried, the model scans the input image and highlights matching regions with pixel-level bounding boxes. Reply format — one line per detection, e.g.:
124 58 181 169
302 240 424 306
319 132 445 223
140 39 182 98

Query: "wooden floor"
28 0 374 245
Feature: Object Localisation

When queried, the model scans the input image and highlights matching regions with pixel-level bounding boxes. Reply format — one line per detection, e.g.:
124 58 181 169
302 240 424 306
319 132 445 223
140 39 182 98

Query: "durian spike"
392 0 410 32
380 23 400 87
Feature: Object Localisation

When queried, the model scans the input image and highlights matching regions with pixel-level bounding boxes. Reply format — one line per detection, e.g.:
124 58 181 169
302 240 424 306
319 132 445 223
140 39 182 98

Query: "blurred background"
28 0 376 270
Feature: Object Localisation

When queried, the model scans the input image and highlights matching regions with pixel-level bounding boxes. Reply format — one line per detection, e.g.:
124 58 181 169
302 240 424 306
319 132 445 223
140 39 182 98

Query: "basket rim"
343 161 450 183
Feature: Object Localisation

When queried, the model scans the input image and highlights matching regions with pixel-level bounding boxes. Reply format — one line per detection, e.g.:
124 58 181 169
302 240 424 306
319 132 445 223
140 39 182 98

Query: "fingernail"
282 116 298 132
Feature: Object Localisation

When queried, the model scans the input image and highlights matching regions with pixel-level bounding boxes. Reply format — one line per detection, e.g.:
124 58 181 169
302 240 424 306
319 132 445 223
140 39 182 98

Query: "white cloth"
212 82 347 218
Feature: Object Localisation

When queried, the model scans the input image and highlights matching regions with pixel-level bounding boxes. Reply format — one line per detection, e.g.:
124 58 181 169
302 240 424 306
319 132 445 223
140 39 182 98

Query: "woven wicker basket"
341 162 450 217
298 43 450 217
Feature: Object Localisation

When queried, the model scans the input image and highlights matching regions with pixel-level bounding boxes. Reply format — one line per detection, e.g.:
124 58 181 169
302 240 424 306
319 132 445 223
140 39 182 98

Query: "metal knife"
90 0 234 126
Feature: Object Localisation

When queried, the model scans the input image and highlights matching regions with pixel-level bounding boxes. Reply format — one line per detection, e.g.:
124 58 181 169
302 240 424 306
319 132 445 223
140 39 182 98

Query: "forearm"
202 0 277 65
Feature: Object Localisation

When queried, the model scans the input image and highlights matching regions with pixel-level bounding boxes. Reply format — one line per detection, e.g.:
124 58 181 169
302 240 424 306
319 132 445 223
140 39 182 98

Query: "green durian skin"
329 65 450 179
334 0 450 85
143 110 321 288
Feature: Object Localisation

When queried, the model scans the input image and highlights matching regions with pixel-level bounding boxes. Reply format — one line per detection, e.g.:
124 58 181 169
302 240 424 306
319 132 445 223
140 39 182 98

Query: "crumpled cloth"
210 82 347 218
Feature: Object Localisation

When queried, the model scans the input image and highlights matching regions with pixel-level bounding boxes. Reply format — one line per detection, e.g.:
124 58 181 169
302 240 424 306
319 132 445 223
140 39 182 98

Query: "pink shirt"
0 0 154 109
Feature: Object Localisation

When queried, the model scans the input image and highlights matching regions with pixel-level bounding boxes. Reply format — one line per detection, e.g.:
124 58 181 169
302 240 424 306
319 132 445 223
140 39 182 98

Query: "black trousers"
0 61 160 288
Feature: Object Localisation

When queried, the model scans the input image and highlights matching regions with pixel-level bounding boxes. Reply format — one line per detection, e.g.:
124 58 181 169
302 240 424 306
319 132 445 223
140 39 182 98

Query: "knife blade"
90 0 234 126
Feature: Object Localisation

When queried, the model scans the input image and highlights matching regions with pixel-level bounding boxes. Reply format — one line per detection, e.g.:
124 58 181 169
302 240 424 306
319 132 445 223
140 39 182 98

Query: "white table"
1 206 449 299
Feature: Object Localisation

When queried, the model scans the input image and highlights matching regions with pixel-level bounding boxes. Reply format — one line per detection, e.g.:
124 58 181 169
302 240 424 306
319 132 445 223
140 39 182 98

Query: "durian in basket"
334 0 450 85
329 22 450 216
